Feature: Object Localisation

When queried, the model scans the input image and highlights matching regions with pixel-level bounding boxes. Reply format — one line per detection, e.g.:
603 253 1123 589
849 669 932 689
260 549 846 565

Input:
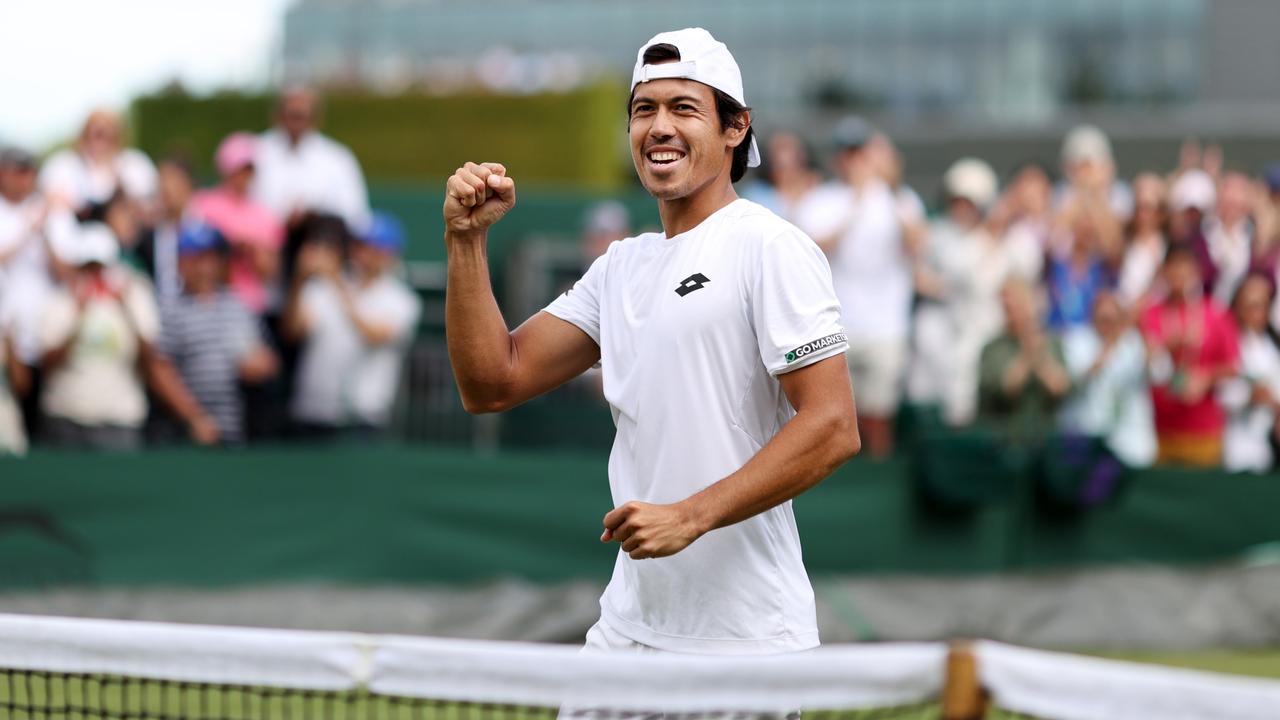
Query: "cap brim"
747 136 761 168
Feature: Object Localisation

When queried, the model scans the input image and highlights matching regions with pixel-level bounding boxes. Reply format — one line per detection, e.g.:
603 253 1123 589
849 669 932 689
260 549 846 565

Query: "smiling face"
629 78 745 201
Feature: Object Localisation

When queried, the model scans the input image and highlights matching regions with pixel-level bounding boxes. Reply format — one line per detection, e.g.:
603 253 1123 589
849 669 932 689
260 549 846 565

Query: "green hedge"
132 83 631 190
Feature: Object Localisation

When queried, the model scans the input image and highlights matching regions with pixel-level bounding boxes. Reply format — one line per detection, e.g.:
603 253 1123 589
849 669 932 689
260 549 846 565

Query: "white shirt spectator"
291 274 420 427
1001 216 1048 283
0 309 26 456
1204 216 1253 308
39 269 160 427
253 129 370 232
0 193 49 285
911 219 1011 424
1118 236 1166 308
1059 327 1157 467
1219 330 1280 473
38 148 156 209
797 179 910 344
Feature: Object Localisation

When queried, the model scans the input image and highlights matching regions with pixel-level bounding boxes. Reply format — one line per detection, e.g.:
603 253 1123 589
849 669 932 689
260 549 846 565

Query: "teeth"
649 151 682 162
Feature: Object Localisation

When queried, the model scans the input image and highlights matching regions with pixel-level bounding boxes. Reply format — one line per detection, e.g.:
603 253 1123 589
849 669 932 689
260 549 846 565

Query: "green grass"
1088 648 1280 680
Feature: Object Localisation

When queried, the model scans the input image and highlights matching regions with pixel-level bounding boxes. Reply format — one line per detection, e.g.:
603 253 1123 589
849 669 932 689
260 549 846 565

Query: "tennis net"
0 613 948 719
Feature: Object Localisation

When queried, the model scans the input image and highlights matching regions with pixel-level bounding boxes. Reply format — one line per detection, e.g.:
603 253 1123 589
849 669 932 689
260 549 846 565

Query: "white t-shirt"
291 275 421 426
796 180 910 343
39 269 160 427
1219 331 1280 473
544 198 846 654
253 129 371 232
38 148 157 208
1059 328 1157 467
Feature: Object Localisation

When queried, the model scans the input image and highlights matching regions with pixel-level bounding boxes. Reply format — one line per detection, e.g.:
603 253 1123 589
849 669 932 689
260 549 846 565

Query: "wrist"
677 495 717 537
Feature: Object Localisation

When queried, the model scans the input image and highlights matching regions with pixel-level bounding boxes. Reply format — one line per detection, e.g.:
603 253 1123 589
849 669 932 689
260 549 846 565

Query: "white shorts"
570 617 801 719
846 340 907 417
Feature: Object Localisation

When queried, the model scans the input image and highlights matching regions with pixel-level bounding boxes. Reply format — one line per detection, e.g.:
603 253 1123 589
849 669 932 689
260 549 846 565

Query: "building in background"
280 0 1280 193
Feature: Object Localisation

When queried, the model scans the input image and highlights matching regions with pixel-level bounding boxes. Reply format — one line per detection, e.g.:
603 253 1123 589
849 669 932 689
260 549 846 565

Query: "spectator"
1167 168 1216 281
158 223 278 446
990 163 1051 283
0 147 54 369
1202 172 1277 307
134 155 197 306
581 200 630 265
796 116 912 456
866 131 928 263
190 133 285 316
743 131 817 222
283 211 421 439
38 223 218 451
909 158 1004 426
1044 203 1118 332
253 87 370 233
0 324 30 456
1059 290 1157 467
1219 273 1280 472
1056 124 1132 223
1139 244 1240 467
39 109 156 214
978 278 1071 438
1117 173 1169 309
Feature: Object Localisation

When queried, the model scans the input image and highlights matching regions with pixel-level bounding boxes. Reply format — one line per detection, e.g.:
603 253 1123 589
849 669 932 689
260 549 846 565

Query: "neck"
657 177 738 238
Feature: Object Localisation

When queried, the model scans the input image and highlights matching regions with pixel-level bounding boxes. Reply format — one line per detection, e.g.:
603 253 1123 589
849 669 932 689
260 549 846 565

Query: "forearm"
280 277 310 344
338 288 397 346
142 350 208 427
445 230 519 411
679 405 859 535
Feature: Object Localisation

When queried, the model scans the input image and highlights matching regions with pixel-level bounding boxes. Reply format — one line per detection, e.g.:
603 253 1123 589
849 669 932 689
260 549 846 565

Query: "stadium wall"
0 447 1276 589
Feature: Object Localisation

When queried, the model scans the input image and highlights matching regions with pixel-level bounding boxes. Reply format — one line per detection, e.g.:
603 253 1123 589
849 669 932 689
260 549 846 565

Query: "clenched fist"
444 162 516 235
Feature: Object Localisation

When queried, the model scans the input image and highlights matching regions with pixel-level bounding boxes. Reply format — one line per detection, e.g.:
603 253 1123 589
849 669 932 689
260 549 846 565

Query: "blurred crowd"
0 88 421 455
742 119 1280 474
5 93 1280 476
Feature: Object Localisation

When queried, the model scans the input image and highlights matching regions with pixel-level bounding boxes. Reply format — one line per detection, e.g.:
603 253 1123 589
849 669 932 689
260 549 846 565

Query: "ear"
724 109 751 150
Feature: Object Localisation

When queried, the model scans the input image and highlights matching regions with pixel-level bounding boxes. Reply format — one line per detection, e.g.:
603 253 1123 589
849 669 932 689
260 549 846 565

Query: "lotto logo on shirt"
785 333 847 364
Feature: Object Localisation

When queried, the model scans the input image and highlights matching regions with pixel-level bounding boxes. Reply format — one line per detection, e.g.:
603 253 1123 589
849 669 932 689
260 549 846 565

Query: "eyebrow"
630 94 704 108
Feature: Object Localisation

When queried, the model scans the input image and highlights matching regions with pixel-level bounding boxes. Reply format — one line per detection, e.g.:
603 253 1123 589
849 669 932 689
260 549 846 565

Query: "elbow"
827 408 861 464
458 386 516 415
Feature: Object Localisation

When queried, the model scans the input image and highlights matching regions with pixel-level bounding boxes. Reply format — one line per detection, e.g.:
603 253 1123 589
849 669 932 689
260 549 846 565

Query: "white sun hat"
630 27 761 168
943 158 999 209
53 222 120 267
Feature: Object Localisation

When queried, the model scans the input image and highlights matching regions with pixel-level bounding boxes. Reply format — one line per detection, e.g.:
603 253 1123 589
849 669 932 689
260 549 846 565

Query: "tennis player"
444 28 858 655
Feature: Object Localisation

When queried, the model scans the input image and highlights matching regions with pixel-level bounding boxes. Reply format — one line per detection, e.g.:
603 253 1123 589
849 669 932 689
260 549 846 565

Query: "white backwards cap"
631 27 760 168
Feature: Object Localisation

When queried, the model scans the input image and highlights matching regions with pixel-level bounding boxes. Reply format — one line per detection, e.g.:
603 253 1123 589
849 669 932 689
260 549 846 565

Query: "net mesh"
0 673 943 720
0 613 947 720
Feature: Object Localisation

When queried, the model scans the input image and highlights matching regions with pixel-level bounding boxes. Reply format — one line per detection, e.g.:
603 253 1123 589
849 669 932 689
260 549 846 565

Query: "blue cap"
1264 164 1280 194
360 211 406 253
177 221 228 256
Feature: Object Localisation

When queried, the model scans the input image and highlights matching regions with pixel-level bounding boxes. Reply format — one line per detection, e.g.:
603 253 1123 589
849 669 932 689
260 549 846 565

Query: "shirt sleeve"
379 284 422 346
39 293 77 352
752 228 847 376
543 251 609 346
794 187 851 243
125 276 161 344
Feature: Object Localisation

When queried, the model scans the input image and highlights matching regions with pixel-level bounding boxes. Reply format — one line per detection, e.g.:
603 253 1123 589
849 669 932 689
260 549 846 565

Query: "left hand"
601 501 704 560
1179 370 1213 404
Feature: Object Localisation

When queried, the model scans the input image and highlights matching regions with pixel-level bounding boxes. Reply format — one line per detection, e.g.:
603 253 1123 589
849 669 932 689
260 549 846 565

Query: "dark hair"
1163 242 1200 269
630 43 754 183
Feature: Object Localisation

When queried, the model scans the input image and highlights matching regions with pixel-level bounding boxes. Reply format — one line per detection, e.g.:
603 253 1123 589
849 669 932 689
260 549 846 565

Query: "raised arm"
602 354 859 559
444 162 600 414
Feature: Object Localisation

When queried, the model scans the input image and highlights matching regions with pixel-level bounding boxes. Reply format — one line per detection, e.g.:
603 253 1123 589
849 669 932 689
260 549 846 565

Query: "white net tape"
976 640 1280 720
0 613 946 712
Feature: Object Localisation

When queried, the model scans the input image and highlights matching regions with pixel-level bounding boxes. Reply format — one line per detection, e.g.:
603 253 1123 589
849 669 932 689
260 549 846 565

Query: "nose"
647 106 677 143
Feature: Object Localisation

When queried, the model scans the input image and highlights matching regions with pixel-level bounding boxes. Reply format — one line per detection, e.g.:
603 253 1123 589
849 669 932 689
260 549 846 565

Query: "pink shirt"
190 188 283 314
1139 298 1240 436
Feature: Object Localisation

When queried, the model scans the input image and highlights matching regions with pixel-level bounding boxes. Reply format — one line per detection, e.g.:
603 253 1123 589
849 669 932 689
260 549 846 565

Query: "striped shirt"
159 291 262 443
